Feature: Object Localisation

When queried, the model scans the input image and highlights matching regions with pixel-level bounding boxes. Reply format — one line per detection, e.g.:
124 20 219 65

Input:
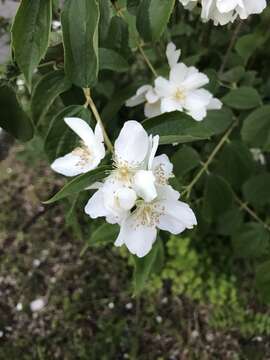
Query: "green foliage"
61 0 100 87
11 0 52 87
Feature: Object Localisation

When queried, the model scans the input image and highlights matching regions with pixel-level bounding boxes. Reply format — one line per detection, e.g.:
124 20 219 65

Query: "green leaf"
127 0 140 15
99 0 112 45
105 16 131 58
44 105 93 162
256 261 270 303
215 141 255 190
137 0 175 41
89 223 119 247
243 173 270 208
0 82 33 141
133 238 163 295
203 175 233 222
172 146 200 177
241 105 270 151
31 70 72 126
232 223 269 259
11 0 52 87
61 0 100 87
143 109 233 145
44 166 111 204
99 48 129 72
217 208 244 236
222 87 261 110
236 34 264 65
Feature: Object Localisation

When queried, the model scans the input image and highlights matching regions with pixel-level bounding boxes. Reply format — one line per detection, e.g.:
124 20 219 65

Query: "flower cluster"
179 0 267 25
126 42 222 121
51 119 197 258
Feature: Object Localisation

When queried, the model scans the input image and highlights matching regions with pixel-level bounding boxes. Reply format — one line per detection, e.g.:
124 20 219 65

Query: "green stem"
83 88 114 153
182 122 236 198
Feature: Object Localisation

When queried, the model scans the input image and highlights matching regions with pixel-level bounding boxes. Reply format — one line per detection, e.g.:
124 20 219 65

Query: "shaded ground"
0 140 269 360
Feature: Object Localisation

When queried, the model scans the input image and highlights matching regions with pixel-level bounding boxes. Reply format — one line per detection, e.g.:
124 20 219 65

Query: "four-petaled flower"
126 42 222 121
51 117 105 177
85 121 197 258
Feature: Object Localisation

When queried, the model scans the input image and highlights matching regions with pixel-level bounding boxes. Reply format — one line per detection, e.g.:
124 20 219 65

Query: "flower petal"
169 63 188 85
64 117 96 148
84 189 108 219
115 216 157 257
133 170 157 202
144 101 162 118
152 154 173 183
166 42 181 68
155 77 175 97
114 121 149 165
148 135 160 170
181 71 209 90
161 97 183 113
51 153 91 177
126 85 153 107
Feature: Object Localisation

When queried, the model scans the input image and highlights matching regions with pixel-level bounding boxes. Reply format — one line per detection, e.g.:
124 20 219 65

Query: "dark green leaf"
243 173 270 208
241 105 270 151
222 87 261 110
11 0 52 87
99 48 129 72
105 16 131 58
44 105 93 162
232 223 269 258
61 0 100 87
44 166 111 204
31 70 72 125
127 0 141 14
99 0 112 45
236 34 264 64
133 237 163 295
215 141 255 190
217 208 244 236
0 83 33 141
203 175 233 221
137 0 175 41
144 109 233 145
172 146 200 177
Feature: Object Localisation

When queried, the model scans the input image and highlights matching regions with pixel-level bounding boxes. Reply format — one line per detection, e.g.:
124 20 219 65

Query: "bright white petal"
155 77 175 97
166 42 181 69
94 123 104 143
207 97 222 110
217 0 242 13
158 199 197 234
181 72 209 90
145 88 160 104
161 97 183 113
64 117 96 148
84 189 108 219
114 121 149 165
115 188 137 211
148 135 160 170
115 216 157 257
169 63 188 85
133 170 157 202
51 153 91 177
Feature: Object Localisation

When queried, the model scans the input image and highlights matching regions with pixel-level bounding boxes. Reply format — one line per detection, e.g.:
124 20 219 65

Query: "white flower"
179 0 198 10
114 185 197 257
30 298 46 312
85 121 159 223
85 121 197 258
179 0 267 25
126 43 222 121
51 117 105 177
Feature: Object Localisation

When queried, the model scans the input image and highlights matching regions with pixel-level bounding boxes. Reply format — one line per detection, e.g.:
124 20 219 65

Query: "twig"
218 20 243 76
83 88 114 153
182 122 237 198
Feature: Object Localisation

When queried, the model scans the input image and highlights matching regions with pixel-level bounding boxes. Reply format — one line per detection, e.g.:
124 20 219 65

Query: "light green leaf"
99 48 129 72
89 223 119 247
0 82 33 141
31 70 72 126
61 0 100 87
241 105 270 151
44 166 111 204
222 87 261 110
137 0 175 41
11 0 52 87
143 109 233 145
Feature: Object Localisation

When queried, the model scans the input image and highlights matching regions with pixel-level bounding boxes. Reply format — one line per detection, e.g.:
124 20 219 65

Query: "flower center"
133 202 165 228
72 144 92 167
112 161 135 185
174 88 186 101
